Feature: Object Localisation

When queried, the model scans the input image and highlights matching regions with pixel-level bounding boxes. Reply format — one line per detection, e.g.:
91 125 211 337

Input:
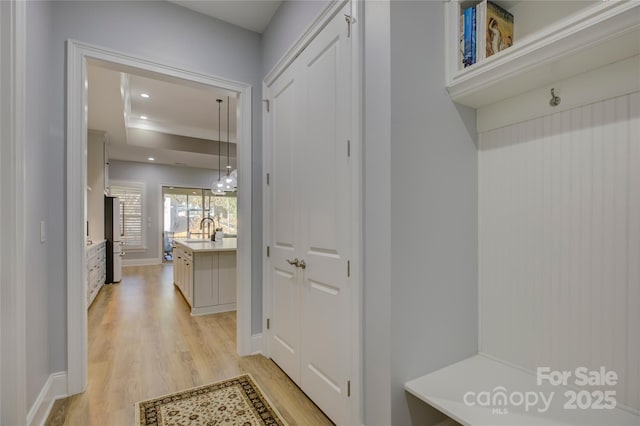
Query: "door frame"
0 0 27 422
262 0 363 423
66 40 253 395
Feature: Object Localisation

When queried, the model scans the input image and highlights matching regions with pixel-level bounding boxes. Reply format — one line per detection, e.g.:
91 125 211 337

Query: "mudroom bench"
405 354 640 426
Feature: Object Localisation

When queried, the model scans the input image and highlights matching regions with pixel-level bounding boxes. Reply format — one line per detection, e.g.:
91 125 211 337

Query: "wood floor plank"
62 264 333 426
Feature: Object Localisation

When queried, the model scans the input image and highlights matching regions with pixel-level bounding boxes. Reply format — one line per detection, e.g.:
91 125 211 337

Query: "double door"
266 3 353 425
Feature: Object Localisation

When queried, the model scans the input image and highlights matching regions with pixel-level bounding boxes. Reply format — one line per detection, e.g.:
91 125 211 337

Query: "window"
110 182 144 249
163 187 237 244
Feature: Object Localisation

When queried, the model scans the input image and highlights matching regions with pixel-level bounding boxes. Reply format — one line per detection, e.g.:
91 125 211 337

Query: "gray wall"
362 1 393 424
109 160 217 261
261 0 329 76
25 0 54 409
42 0 265 381
389 1 478 425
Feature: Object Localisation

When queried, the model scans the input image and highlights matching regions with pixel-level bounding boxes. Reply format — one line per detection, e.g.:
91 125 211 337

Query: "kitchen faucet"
200 216 215 240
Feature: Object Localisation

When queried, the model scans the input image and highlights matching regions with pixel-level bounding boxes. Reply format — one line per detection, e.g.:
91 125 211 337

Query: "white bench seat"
405 354 640 426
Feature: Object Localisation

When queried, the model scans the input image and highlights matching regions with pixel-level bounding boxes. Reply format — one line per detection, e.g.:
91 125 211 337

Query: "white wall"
479 92 640 411
25 0 54 409
42 0 264 378
108 160 218 262
389 2 478 425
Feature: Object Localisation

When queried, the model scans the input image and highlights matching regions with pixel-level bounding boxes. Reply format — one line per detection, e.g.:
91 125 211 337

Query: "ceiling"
88 59 237 170
169 0 282 33
87 0 285 169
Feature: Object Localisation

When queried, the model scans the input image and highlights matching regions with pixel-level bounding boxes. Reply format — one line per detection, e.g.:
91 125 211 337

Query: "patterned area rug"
135 374 287 425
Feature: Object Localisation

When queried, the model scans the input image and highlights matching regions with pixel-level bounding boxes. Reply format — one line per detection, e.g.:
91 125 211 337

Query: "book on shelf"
460 1 514 70
463 6 474 68
486 1 514 58
460 14 465 69
471 6 477 64
476 1 486 63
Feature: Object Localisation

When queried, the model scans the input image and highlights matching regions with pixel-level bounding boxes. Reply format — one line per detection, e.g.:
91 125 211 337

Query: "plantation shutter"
110 183 144 248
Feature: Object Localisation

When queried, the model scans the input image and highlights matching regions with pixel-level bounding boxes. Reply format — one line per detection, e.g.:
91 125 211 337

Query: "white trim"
250 333 263 355
262 1 363 424
260 82 271 358
0 0 27 423
476 55 640 133
26 372 68 426
348 2 363 424
190 303 236 317
234 77 252 358
263 0 350 86
121 258 162 267
67 40 254 396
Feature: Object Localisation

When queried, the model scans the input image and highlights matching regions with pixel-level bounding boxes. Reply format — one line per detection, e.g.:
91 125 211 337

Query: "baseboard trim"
190 304 236 316
250 333 263 355
27 371 68 426
122 258 161 267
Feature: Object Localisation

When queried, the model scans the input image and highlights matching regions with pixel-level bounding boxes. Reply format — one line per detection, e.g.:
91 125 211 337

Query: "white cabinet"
86 240 106 308
218 252 236 305
445 0 640 108
173 246 193 306
193 253 218 308
172 244 235 315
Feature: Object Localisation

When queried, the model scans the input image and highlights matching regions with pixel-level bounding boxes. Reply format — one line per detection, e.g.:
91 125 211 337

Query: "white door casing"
66 40 253 395
0 0 27 423
266 3 354 424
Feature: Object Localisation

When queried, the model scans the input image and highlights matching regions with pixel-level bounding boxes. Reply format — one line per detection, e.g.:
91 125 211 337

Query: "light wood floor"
62 264 332 426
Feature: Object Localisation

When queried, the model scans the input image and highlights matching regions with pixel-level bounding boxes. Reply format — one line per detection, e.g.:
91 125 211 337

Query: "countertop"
85 239 106 248
175 238 237 253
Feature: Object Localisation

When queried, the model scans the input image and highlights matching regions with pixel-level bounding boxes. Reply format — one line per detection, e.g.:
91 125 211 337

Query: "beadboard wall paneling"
479 92 640 412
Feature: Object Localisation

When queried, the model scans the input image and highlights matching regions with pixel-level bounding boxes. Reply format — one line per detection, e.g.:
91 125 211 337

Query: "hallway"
62 264 332 425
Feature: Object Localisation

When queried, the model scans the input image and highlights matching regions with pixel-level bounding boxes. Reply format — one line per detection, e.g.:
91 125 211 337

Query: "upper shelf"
445 0 640 109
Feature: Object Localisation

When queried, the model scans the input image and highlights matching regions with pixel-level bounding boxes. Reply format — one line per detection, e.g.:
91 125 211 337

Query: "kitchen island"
173 238 236 316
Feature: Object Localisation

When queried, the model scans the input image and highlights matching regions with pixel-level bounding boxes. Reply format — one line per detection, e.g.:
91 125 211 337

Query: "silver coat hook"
549 88 561 107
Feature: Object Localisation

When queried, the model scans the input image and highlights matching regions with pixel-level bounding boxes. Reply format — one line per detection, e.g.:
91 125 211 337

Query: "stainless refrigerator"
105 196 124 283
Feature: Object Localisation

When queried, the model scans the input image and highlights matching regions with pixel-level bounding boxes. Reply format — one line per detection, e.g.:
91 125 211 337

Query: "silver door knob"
286 258 300 267
298 259 306 269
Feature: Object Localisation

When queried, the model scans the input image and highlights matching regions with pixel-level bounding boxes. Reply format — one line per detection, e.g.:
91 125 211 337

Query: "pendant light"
211 99 225 195
224 95 237 192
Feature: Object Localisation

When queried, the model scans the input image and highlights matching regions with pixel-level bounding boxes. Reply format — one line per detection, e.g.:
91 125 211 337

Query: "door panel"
299 5 352 424
268 64 303 383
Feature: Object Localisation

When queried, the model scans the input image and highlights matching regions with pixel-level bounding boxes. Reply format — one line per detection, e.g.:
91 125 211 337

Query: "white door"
267 3 353 424
268 60 304 383
298 5 352 423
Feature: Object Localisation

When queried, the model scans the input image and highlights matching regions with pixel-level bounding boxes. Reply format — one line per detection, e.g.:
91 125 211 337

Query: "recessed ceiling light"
147 157 155 161
140 115 148 120
140 93 150 98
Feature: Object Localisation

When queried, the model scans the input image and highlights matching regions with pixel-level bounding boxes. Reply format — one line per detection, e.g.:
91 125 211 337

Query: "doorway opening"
67 40 253 395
